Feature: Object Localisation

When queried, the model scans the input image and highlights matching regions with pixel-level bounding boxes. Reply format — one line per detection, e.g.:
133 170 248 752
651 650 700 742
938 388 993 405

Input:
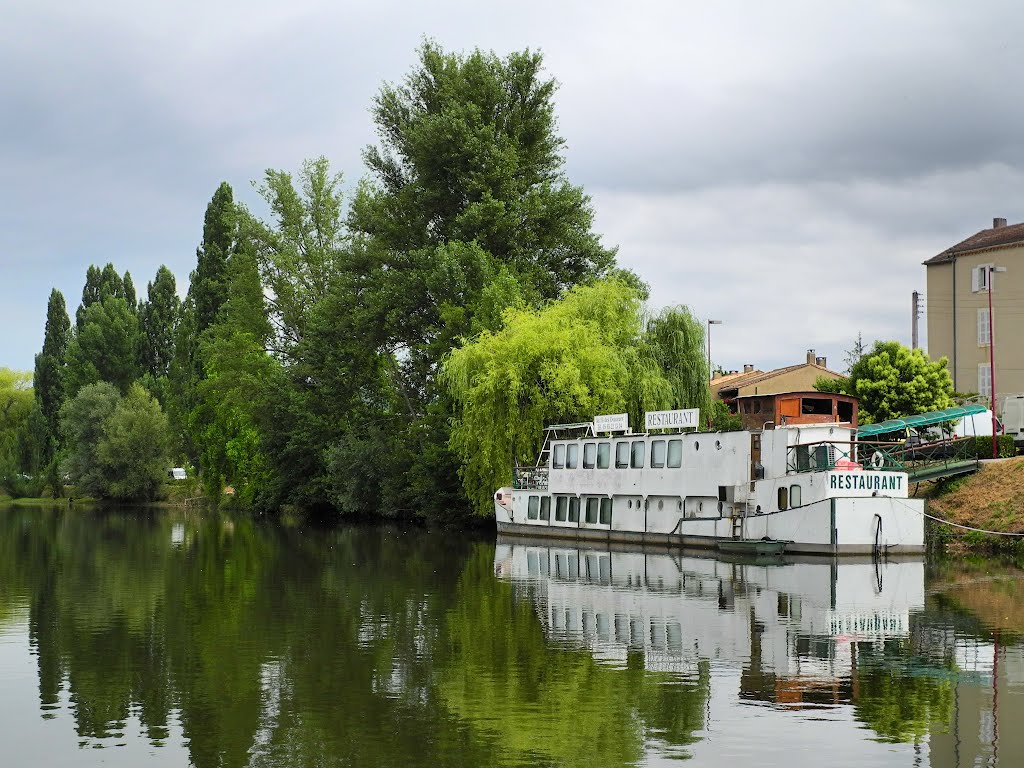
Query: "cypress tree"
33 289 71 455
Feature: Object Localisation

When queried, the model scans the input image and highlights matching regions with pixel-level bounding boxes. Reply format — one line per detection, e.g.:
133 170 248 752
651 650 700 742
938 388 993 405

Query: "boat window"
667 440 683 468
585 497 599 524
838 400 854 423
790 484 802 507
540 496 550 520
568 497 580 523
778 486 788 511
583 442 597 469
600 498 612 525
597 442 611 469
802 397 833 415
555 496 568 521
553 444 565 469
631 441 645 469
651 440 666 468
753 400 762 414
528 496 539 520
615 442 630 468
566 443 579 469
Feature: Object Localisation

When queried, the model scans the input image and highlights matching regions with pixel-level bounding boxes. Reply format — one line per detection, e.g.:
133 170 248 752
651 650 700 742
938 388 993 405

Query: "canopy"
855 404 988 438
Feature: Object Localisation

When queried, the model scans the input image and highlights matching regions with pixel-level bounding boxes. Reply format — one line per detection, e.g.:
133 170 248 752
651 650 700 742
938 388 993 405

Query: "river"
0 503 1020 766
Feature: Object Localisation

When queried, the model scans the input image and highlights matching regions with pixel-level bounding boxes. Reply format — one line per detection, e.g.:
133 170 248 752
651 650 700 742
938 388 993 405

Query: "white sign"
825 471 906 497
645 409 700 430
593 413 629 433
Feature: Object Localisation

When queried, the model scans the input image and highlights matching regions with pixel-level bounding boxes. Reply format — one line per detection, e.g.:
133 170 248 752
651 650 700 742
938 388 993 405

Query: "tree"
193 182 236 335
844 341 953 424
0 369 33 477
64 297 141 396
844 331 868 374
60 381 121 498
33 289 71 454
98 383 170 501
443 278 707 514
139 266 181 380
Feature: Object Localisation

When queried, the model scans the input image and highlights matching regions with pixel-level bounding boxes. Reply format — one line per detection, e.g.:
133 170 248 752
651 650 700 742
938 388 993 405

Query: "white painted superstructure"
494 418 925 554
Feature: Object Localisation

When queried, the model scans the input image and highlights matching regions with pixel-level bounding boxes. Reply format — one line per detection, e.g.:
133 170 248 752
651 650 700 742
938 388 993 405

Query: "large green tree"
817 341 953 424
139 265 181 380
98 383 171 501
0 369 33 475
64 296 141 396
60 381 122 498
33 288 71 455
443 278 708 514
193 182 237 335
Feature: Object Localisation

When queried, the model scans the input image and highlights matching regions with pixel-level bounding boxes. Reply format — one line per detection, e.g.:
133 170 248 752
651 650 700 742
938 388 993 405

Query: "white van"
1002 395 1024 447
168 468 188 480
950 410 1002 438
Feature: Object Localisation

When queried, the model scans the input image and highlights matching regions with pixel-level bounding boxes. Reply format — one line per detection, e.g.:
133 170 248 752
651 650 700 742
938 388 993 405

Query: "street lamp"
707 319 723 382
987 265 1008 459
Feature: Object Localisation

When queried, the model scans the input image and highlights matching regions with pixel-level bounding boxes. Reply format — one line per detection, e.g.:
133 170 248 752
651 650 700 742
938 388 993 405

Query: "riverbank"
926 457 1024 551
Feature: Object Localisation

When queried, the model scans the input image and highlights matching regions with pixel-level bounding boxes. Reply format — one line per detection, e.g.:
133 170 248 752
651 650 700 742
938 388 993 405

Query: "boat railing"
514 466 549 490
787 434 981 474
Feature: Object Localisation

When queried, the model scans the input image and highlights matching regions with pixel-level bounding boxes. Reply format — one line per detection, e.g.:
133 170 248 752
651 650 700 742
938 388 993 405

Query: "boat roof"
855 404 987 437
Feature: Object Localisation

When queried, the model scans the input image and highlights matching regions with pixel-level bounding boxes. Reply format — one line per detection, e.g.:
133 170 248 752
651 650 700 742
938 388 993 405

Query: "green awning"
856 404 988 437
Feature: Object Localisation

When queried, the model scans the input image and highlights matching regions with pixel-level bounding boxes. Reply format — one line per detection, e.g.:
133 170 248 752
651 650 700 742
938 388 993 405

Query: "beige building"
924 218 1024 403
712 350 844 404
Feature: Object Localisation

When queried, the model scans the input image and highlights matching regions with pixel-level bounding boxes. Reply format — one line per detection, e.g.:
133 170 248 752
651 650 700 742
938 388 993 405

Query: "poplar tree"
139 266 181 379
193 182 236 334
33 289 71 455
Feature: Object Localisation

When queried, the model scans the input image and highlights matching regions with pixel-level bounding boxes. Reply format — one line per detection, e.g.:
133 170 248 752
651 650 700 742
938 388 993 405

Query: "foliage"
97 383 171 501
844 331 868 374
60 381 122 498
708 399 744 431
33 289 71 457
822 341 953 424
964 435 1017 459
813 374 847 394
444 278 707 514
139 265 181 381
193 182 237 335
0 369 36 493
64 296 142 396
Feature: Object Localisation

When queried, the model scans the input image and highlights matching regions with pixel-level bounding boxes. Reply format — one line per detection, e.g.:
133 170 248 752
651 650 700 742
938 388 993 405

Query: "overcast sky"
3 0 1023 375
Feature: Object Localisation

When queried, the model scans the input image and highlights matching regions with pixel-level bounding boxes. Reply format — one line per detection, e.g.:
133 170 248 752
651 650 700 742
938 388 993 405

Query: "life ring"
870 451 885 470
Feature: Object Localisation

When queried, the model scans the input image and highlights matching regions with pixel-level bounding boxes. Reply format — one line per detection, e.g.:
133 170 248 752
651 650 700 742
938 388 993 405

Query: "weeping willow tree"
442 278 709 514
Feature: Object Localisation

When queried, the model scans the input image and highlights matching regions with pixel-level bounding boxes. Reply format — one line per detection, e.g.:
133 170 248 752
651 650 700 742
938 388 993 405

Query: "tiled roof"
714 363 841 396
924 222 1024 265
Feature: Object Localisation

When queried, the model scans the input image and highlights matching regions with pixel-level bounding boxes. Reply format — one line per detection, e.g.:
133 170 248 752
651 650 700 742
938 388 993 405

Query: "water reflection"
0 505 1022 766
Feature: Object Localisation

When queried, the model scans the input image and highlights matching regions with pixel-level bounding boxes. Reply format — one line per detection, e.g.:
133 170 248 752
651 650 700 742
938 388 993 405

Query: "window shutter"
978 308 991 345
971 266 981 292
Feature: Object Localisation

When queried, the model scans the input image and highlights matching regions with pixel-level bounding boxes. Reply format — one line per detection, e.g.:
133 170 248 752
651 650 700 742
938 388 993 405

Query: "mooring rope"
921 510 1024 537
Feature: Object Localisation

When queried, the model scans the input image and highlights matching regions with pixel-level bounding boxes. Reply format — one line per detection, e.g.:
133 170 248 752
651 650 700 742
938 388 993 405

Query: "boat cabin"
734 392 857 431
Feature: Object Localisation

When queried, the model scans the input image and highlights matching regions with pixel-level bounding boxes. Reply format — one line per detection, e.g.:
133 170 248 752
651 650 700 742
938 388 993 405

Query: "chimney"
743 364 754 373
815 356 826 367
994 217 1007 229
806 349 816 365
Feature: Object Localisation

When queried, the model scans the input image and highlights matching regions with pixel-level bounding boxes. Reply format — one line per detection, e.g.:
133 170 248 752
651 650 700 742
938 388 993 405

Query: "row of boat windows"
552 438 719 470
527 495 613 525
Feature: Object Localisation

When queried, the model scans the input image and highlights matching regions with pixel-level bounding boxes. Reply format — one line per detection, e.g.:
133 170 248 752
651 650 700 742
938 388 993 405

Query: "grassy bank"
926 457 1024 551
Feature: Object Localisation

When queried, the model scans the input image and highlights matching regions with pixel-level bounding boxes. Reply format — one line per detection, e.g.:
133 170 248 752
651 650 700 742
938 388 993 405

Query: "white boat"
493 408 925 555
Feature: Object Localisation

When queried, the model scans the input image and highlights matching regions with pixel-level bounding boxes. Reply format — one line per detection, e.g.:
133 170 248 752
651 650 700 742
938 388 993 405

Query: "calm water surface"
0 504 1021 767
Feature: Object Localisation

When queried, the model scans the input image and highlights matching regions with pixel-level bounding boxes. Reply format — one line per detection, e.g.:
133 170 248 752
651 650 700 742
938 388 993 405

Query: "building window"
528 496 539 519
585 497 599 524
979 363 992 399
615 442 630 468
597 442 611 469
566 443 579 468
978 308 991 346
972 264 994 293
667 440 683 468
651 440 666 468
555 496 568 521
631 441 645 469
583 442 596 469
552 444 564 469
568 497 580 523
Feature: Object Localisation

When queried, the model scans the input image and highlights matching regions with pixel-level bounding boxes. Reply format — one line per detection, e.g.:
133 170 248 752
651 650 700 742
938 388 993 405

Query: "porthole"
715 440 721 450
658 500 664 510
694 442 700 451
677 500 682 511
627 499 632 509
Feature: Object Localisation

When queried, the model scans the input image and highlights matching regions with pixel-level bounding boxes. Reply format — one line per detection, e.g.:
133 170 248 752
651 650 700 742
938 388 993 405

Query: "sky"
4 0 1024 375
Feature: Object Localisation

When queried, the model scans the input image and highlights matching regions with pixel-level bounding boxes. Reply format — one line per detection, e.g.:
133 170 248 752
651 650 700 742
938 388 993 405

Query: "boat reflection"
494 538 924 708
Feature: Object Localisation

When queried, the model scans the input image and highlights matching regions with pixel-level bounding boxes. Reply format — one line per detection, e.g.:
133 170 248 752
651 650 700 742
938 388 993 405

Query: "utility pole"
911 290 921 350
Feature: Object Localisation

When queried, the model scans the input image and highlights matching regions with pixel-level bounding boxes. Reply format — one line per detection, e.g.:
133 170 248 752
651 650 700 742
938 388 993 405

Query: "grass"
926 457 1024 551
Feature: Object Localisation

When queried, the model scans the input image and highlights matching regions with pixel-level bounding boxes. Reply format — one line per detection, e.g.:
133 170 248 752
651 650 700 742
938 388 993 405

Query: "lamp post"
987 265 1007 459
707 320 723 382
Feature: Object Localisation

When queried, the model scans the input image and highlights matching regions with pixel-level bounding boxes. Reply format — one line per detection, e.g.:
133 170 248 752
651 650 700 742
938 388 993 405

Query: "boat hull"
495 495 925 555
